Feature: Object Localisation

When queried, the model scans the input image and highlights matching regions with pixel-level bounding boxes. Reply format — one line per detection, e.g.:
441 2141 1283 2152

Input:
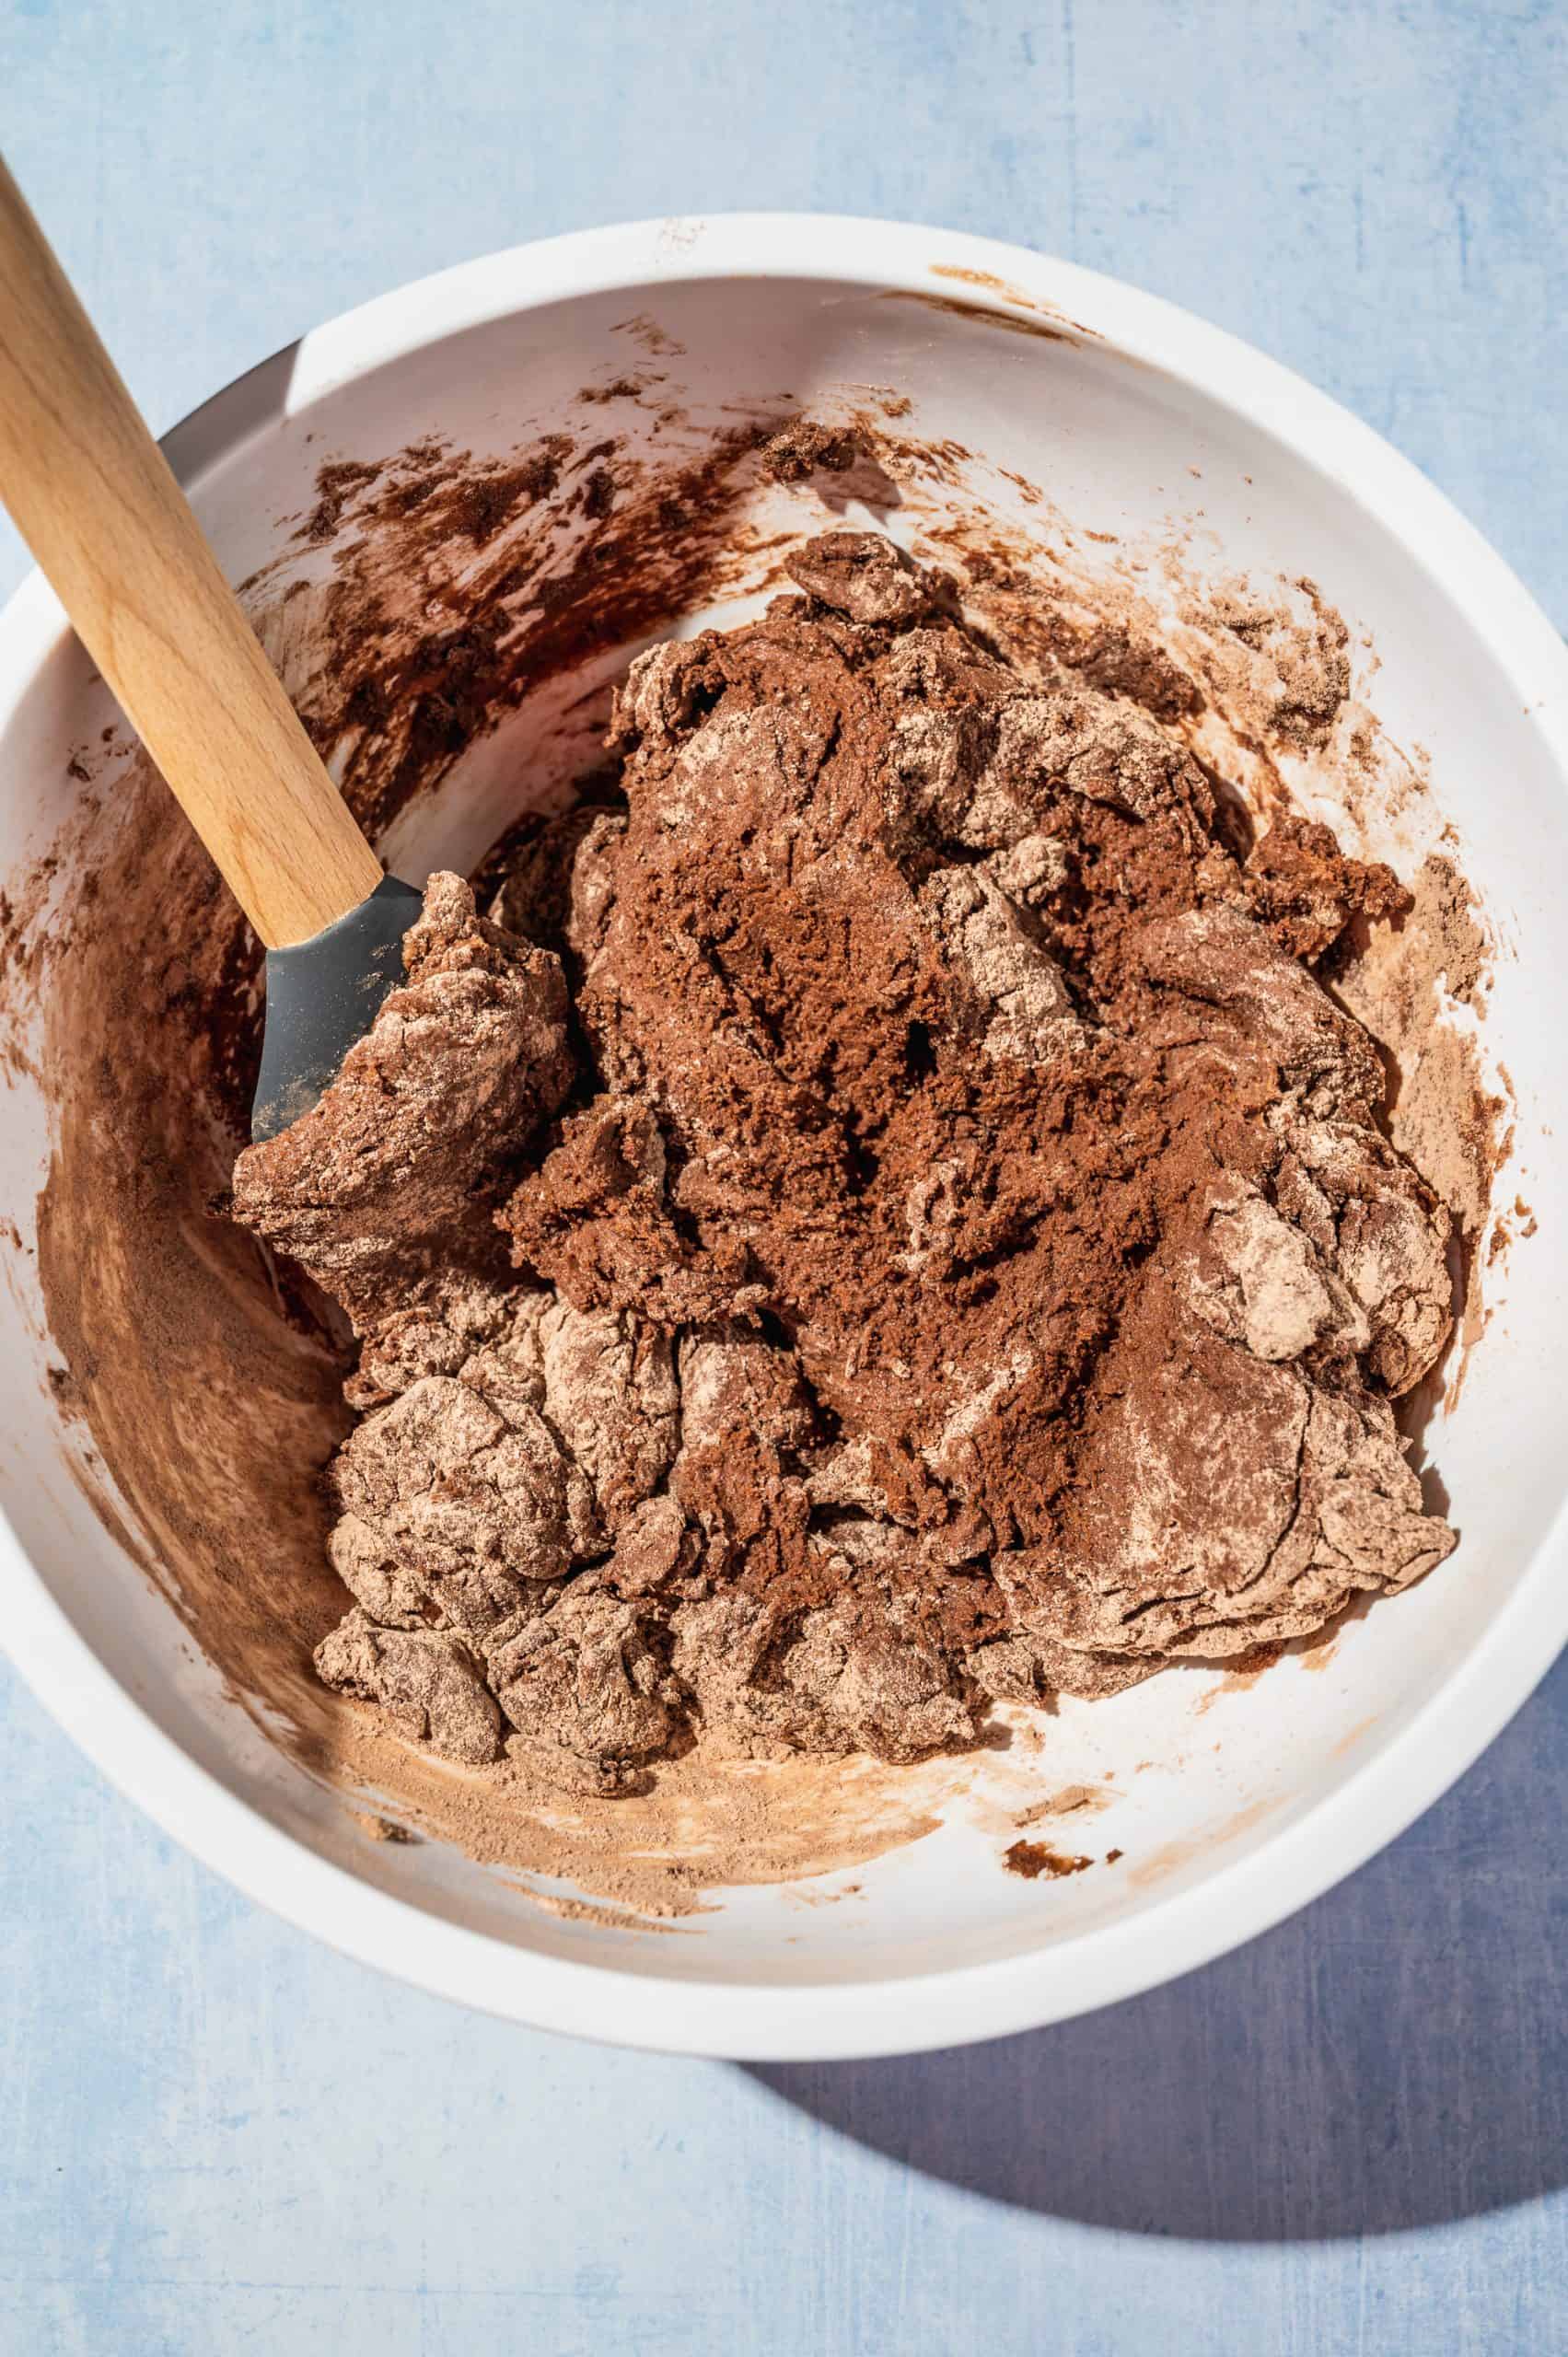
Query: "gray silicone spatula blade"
250 873 424 1141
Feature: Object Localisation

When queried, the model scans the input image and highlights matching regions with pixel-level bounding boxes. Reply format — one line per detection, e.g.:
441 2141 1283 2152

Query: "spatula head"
250 873 424 1142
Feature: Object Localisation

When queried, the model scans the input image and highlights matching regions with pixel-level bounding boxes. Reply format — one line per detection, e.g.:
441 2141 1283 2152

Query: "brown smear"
1191 1643 1285 1714
927 263 1099 340
501 1883 691 1935
248 413 808 853
610 314 688 360
877 288 1080 346
327 1711 947 1916
1126 1796 1280 1889
1013 1783 1112 1828
4 402 1507 1912
1004 1839 1094 1880
350 1808 415 1844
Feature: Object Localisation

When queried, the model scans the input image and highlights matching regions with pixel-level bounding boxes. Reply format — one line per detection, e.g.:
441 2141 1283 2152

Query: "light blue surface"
2 5 1565 2351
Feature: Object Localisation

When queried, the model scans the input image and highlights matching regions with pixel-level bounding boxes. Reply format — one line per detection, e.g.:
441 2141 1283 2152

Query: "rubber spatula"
0 155 420 1141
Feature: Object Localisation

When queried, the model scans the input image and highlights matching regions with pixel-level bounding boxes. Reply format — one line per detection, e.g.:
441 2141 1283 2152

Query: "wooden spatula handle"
0 157 382 948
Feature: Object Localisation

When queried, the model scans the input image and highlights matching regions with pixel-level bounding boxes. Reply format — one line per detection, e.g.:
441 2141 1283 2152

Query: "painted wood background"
2 5 1565 2349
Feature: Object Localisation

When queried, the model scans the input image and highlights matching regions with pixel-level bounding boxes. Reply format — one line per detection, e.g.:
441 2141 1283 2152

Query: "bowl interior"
1 240 1562 2042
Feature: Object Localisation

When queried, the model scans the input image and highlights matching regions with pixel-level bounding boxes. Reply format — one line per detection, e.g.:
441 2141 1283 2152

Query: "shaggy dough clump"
233 532 1455 1787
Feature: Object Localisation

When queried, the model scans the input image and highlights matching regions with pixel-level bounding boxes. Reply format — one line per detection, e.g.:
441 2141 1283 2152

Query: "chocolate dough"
232 532 1455 1790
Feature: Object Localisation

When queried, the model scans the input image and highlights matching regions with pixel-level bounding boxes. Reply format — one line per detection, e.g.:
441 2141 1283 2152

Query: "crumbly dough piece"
232 872 572 1330
315 1609 503 1766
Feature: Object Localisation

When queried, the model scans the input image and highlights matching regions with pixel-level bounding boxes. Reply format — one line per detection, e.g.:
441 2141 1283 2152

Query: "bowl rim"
3 210 1566 2061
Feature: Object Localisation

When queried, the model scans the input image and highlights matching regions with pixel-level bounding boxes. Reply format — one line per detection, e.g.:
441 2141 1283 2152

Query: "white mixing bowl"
2 215 1565 2060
